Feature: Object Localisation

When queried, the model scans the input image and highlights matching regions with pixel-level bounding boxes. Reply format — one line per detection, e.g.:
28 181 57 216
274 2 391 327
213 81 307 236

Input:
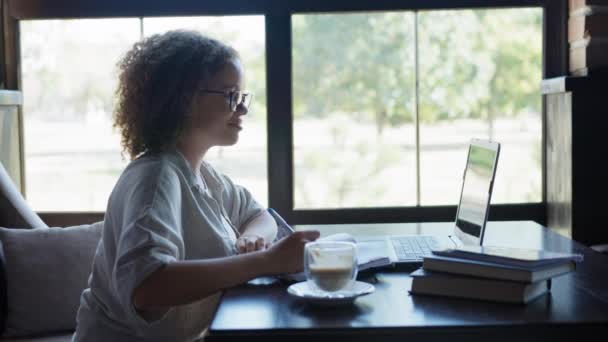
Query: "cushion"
0 222 103 337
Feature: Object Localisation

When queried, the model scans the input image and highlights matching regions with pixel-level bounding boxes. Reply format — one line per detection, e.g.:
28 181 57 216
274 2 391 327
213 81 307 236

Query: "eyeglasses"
201 89 253 112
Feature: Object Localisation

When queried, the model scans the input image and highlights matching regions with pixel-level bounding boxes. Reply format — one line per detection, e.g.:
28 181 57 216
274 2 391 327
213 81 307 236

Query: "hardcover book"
422 254 575 283
432 245 583 269
409 268 551 304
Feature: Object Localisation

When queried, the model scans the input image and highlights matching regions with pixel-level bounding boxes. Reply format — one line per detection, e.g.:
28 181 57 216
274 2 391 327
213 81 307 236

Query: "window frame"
6 0 567 225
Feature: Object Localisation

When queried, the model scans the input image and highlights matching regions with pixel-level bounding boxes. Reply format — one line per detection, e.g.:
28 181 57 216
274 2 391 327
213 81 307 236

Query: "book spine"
570 5 608 16
569 0 587 13
570 67 589 76
568 14 608 42
570 0 608 11
411 277 536 304
570 42 587 71
422 260 530 282
569 38 608 71
570 47 587 72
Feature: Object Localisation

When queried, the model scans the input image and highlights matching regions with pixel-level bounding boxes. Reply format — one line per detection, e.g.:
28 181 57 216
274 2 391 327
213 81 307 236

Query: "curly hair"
113 30 239 159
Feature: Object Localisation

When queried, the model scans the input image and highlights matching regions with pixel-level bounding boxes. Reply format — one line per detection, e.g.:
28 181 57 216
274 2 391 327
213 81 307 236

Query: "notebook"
431 245 583 269
357 138 501 266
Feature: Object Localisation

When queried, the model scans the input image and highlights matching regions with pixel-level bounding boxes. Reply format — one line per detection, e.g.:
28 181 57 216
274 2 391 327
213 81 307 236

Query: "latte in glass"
305 241 357 293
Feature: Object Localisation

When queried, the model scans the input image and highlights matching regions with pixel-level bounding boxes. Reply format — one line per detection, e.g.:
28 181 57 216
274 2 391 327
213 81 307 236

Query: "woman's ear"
184 93 199 118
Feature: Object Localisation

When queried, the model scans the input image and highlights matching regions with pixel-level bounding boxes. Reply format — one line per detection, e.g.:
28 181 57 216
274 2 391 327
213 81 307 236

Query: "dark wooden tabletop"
207 221 608 342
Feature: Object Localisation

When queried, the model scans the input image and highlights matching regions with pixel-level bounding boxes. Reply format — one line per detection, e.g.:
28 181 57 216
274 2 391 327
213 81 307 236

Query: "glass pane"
418 8 543 205
144 16 268 205
292 13 417 209
0 104 22 191
21 19 140 211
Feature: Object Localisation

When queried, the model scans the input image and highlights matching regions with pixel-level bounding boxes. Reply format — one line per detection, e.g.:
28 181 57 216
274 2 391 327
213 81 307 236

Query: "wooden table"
207 221 608 342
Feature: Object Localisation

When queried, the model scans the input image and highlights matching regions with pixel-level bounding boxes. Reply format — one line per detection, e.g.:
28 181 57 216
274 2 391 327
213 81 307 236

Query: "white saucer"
287 281 375 306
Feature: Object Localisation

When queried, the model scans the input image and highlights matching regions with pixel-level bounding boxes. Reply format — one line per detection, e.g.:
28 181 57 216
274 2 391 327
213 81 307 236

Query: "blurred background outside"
20 8 542 212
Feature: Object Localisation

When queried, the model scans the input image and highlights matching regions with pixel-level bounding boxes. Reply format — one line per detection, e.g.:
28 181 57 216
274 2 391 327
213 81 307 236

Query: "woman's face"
189 58 248 147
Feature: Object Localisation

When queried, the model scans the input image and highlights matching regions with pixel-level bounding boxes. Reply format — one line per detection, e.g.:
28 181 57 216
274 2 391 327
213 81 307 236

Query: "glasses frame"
202 89 253 112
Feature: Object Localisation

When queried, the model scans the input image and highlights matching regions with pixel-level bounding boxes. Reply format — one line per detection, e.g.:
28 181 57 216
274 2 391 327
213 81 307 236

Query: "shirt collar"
163 148 199 189
164 148 223 195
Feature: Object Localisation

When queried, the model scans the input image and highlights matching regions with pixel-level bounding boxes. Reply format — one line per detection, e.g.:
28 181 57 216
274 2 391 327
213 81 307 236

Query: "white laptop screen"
453 140 500 246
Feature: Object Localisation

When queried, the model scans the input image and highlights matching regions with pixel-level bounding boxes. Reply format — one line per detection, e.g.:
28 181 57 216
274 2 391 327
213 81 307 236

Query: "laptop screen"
454 140 500 246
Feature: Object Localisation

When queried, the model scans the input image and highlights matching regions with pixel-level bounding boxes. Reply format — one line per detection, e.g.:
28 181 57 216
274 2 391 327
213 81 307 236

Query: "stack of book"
569 0 608 76
409 245 583 304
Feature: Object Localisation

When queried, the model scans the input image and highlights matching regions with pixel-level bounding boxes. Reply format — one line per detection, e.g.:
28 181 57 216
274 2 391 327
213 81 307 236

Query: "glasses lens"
242 93 252 109
227 92 235 112
229 91 253 111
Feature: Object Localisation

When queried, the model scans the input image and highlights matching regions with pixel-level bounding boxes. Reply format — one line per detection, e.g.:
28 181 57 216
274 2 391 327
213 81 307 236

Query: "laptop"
358 138 501 266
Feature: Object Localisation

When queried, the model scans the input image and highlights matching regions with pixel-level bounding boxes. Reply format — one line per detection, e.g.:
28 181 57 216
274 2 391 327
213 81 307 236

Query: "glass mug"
305 241 358 293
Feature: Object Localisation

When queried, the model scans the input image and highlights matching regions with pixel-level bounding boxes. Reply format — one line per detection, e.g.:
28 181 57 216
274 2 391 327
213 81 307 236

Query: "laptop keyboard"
390 236 440 261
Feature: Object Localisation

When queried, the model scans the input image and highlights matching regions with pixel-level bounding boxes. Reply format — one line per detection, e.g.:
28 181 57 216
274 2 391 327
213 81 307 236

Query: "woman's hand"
235 234 268 254
263 230 320 274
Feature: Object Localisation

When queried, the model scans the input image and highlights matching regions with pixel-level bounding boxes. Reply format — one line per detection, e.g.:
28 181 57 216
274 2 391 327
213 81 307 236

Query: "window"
143 16 268 206
292 8 542 210
12 1 562 224
20 19 139 211
20 16 267 211
292 12 417 209
418 8 542 205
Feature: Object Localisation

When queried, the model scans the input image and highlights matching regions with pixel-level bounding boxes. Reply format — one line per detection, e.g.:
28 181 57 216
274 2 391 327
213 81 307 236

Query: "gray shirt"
73 149 264 341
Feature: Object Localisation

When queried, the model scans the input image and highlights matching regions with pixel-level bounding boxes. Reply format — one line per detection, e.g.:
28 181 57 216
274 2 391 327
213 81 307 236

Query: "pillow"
0 222 103 337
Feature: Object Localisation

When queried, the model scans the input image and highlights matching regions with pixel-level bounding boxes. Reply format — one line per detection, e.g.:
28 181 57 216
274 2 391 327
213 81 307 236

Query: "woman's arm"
133 230 319 311
236 210 277 253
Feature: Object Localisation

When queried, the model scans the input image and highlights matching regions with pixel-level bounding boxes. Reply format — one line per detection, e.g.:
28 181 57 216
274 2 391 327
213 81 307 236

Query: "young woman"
72 30 319 342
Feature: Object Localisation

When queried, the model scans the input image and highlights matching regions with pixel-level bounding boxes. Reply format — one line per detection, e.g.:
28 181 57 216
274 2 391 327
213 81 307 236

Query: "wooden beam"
9 0 545 19
2 0 18 90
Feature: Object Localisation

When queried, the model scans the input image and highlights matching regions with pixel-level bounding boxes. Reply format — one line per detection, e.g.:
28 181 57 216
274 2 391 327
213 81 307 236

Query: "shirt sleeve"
111 164 185 332
218 173 264 233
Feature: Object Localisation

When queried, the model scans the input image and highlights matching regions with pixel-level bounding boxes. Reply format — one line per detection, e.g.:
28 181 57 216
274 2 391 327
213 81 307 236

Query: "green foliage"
295 115 402 207
293 13 417 134
292 9 542 133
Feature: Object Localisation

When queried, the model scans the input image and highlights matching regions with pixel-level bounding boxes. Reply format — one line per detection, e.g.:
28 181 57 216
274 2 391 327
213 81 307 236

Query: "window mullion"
414 10 421 207
265 13 294 220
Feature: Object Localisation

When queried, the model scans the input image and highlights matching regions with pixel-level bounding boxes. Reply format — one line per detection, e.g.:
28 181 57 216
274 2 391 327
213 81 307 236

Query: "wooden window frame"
4 0 567 226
